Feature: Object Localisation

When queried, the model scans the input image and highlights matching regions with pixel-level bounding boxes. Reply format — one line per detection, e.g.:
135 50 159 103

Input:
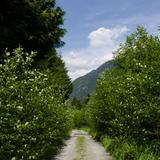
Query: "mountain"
69 60 114 102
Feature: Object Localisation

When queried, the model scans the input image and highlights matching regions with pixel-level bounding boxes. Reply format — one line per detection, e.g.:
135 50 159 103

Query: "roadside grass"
83 128 159 160
101 136 160 160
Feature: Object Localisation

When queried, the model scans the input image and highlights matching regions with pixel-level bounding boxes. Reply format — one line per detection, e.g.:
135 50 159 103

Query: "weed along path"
53 130 111 160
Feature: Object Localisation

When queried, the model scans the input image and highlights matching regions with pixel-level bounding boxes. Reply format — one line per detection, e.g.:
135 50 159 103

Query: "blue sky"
57 0 160 80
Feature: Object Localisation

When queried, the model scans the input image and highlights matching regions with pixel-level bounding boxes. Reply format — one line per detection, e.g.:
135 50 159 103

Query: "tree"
83 94 90 105
71 97 82 109
0 48 72 159
87 26 160 141
0 0 65 62
0 0 72 99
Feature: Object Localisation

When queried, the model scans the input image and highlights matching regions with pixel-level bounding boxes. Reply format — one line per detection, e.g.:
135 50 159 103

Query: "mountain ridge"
69 60 114 102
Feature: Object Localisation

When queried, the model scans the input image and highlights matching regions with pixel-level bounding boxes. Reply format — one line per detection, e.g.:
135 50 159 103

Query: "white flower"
25 122 29 126
17 106 23 111
6 52 10 56
31 137 36 141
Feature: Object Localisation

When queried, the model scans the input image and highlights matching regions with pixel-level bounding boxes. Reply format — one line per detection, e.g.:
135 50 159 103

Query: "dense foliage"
0 0 65 58
0 0 72 99
86 27 160 157
70 96 90 128
0 48 72 160
0 0 73 159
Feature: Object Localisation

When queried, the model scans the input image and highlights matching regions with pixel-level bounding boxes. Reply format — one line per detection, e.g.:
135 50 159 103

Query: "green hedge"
0 48 72 160
86 27 160 159
87 27 160 141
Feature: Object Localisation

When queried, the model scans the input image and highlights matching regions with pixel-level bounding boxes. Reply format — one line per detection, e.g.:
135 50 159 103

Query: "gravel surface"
53 130 111 160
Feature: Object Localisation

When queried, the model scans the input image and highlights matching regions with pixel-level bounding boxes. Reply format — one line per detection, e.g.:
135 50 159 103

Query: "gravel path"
53 130 111 160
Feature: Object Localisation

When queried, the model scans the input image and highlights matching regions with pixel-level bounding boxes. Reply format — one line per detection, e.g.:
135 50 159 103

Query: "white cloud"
62 26 129 80
88 26 128 48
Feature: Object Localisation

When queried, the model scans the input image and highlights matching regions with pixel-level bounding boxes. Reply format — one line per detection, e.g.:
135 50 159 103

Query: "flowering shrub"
87 27 160 143
0 48 72 159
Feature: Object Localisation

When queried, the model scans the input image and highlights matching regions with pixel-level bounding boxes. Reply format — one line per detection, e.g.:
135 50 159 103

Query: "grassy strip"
73 136 86 160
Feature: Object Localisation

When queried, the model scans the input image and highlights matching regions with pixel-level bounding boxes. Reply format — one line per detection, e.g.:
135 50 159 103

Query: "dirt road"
53 130 111 160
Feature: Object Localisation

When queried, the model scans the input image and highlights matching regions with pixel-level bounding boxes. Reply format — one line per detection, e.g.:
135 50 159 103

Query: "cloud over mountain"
62 26 128 80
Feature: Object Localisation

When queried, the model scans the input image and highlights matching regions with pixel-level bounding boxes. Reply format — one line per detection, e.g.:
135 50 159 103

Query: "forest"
0 0 159 160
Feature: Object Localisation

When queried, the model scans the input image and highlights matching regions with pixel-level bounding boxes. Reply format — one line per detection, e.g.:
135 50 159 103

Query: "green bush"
71 109 86 128
0 48 72 160
86 26 160 159
87 27 160 141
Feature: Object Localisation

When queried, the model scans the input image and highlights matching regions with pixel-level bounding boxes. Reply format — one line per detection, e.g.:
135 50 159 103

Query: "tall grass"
101 136 159 160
